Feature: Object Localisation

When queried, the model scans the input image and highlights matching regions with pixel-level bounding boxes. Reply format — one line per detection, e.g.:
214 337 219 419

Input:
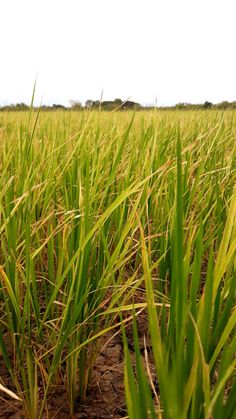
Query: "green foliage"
2 99 236 112
123 116 236 419
0 109 235 418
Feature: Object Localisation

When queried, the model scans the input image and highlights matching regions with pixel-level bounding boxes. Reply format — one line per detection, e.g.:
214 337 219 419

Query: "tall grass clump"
0 108 235 418
123 114 236 419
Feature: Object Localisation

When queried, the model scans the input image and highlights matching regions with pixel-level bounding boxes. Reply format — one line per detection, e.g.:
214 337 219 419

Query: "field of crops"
0 109 235 418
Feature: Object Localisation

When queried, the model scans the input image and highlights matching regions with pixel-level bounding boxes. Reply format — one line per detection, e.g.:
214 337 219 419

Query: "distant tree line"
0 99 141 112
165 101 236 110
1 99 236 112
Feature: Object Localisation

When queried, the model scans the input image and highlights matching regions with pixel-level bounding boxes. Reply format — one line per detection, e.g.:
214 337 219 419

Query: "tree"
70 100 82 110
203 101 213 109
85 100 93 108
52 104 66 110
114 98 122 105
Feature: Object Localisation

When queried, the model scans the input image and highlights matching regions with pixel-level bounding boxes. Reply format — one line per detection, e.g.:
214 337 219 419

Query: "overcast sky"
0 0 235 106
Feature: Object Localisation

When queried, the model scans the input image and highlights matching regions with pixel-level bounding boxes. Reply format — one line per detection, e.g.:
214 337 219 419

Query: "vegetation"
0 108 235 418
0 98 141 112
2 99 236 112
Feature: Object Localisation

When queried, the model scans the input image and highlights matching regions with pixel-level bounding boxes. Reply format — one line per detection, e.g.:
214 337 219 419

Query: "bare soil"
0 312 154 419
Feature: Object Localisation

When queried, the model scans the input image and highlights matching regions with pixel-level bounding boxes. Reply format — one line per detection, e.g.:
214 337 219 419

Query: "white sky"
0 0 236 106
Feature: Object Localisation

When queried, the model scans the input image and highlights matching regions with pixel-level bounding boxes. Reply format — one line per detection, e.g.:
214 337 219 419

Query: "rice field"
0 109 235 418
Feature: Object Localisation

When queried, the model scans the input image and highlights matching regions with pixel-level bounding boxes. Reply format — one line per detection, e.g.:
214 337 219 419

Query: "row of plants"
0 108 235 418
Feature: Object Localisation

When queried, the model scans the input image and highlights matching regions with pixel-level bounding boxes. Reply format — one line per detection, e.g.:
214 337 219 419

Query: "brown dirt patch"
0 314 154 419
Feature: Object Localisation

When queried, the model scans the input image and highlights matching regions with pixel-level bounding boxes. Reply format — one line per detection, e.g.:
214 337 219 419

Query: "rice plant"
0 108 235 418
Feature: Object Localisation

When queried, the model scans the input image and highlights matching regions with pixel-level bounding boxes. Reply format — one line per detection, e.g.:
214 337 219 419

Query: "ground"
0 312 154 418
